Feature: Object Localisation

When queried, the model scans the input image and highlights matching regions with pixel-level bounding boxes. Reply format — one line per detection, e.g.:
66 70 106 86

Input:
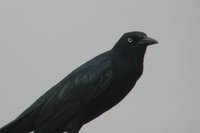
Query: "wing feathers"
35 55 113 128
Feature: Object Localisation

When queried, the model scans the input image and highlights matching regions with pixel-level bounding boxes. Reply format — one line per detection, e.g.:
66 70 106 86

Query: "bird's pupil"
128 38 133 43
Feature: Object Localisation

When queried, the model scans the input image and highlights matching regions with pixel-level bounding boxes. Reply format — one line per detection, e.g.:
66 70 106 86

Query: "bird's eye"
128 38 133 43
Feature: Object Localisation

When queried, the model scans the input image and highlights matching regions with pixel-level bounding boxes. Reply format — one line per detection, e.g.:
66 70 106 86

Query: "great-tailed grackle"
0 31 158 133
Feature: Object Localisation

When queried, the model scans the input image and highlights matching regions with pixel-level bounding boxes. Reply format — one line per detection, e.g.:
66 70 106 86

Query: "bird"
0 31 158 133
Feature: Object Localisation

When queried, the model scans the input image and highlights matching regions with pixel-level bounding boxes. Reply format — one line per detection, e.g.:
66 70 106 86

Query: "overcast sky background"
0 0 200 133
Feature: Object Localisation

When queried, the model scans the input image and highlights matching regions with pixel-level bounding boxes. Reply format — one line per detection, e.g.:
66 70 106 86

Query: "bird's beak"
138 36 158 46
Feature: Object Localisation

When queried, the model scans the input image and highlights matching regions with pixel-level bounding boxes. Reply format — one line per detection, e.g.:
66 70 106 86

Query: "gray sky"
0 0 200 133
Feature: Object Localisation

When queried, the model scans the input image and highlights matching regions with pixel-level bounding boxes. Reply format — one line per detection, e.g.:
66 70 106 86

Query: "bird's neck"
112 47 147 68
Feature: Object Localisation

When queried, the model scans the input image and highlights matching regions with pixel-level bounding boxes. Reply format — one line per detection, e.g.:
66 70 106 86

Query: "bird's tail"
0 111 36 133
0 118 22 133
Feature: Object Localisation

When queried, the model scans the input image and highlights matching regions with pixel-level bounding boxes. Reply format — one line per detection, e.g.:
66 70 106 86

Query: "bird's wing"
15 79 62 121
34 55 113 127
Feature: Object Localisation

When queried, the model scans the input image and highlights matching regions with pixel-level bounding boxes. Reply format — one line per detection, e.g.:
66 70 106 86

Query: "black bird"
0 31 158 133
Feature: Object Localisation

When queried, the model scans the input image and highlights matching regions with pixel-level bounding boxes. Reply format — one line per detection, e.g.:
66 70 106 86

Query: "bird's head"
112 31 158 59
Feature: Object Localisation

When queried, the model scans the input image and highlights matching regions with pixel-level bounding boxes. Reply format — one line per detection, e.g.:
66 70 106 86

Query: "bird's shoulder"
15 51 113 123
56 51 113 101
34 52 114 126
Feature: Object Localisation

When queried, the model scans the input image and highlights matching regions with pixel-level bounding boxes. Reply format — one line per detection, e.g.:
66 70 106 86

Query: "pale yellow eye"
128 38 133 43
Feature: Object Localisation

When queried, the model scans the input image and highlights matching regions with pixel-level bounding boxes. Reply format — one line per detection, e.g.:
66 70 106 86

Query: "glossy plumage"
0 31 158 133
